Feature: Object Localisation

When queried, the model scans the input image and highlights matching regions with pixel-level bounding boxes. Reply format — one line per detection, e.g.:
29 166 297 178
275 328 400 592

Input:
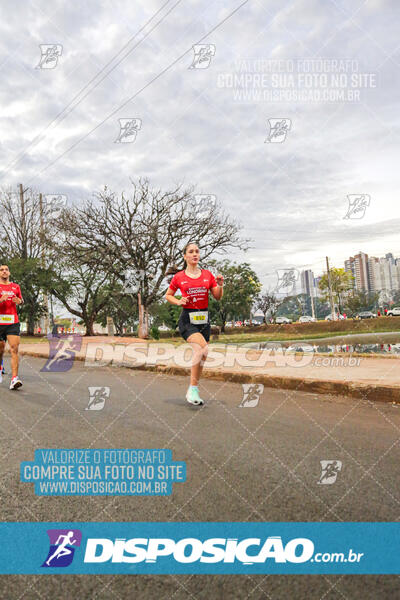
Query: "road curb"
18 349 400 405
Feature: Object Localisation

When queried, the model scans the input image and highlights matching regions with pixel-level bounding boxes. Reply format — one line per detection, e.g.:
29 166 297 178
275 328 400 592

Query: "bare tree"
255 292 281 323
44 239 119 336
50 179 248 337
0 185 44 259
0 185 56 333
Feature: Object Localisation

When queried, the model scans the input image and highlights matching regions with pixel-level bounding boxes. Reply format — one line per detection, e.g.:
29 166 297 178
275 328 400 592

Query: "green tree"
276 294 304 321
0 186 60 334
151 300 181 331
46 260 117 336
318 268 354 313
96 285 139 335
206 260 261 332
1 257 55 335
344 290 379 316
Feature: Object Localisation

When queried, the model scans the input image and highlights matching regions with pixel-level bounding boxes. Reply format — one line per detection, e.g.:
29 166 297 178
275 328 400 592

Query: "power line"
27 0 249 185
1 0 181 179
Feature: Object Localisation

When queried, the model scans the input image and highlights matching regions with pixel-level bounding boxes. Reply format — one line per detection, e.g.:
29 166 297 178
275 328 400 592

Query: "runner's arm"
211 274 224 300
165 287 188 306
12 287 24 305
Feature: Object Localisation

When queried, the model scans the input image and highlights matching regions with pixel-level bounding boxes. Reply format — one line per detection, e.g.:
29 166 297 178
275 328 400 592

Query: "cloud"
0 0 398 287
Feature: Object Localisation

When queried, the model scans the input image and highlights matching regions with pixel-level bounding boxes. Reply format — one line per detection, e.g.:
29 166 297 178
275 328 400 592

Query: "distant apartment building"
368 254 399 292
300 269 315 297
346 251 400 292
367 257 382 291
344 252 369 291
393 258 400 290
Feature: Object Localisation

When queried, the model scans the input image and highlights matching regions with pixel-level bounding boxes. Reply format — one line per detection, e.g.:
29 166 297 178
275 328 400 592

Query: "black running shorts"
0 322 21 341
178 309 211 342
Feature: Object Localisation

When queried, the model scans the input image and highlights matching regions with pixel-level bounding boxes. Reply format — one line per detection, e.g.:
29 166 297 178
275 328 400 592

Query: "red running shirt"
169 269 217 309
0 283 22 324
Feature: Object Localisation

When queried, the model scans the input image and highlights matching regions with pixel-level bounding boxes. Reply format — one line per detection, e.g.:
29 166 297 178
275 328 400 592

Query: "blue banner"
0 522 398 574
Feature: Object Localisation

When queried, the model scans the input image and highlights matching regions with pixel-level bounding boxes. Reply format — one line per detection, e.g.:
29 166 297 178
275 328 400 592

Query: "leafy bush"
150 325 160 340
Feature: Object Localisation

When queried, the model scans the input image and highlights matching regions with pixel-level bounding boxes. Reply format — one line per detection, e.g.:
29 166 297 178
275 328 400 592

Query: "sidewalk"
16 336 400 404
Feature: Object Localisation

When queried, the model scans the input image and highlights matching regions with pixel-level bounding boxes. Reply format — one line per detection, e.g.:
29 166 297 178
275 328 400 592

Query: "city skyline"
294 248 400 298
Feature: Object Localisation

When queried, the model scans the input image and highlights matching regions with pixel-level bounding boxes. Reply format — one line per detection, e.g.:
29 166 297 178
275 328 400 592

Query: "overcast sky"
0 0 399 290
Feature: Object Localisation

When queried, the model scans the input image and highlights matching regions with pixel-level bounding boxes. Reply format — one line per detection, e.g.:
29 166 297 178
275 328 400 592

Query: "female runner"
165 242 223 405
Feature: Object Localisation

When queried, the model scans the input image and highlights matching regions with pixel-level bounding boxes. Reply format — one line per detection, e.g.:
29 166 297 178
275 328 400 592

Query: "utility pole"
326 256 336 320
39 194 49 334
19 184 27 259
310 290 315 319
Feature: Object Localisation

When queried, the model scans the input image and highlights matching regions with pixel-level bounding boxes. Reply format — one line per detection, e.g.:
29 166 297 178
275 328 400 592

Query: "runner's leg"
7 335 20 378
0 340 5 367
0 340 4 381
187 332 208 386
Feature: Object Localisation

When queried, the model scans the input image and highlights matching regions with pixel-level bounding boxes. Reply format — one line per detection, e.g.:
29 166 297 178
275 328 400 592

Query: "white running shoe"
186 386 204 406
9 377 22 390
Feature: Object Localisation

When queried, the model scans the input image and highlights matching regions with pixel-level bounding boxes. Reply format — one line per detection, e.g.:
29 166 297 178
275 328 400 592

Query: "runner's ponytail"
165 263 181 277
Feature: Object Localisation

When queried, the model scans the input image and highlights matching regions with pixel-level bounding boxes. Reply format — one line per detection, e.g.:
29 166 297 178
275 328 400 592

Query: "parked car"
325 314 345 321
158 324 170 331
298 315 316 323
275 316 292 324
356 311 377 319
286 344 315 353
387 307 400 317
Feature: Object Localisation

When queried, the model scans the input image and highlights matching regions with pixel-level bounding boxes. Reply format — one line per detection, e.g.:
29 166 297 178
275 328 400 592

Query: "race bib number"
189 311 208 324
0 314 15 324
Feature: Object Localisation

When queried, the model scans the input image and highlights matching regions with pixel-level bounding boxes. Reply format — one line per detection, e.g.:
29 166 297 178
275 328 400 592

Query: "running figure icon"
45 531 77 566
42 529 82 568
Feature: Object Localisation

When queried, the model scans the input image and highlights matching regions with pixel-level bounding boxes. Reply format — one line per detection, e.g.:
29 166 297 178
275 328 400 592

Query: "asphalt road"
0 355 399 599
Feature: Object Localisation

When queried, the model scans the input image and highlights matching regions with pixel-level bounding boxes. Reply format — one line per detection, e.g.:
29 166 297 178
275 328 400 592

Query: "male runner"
0 265 23 389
